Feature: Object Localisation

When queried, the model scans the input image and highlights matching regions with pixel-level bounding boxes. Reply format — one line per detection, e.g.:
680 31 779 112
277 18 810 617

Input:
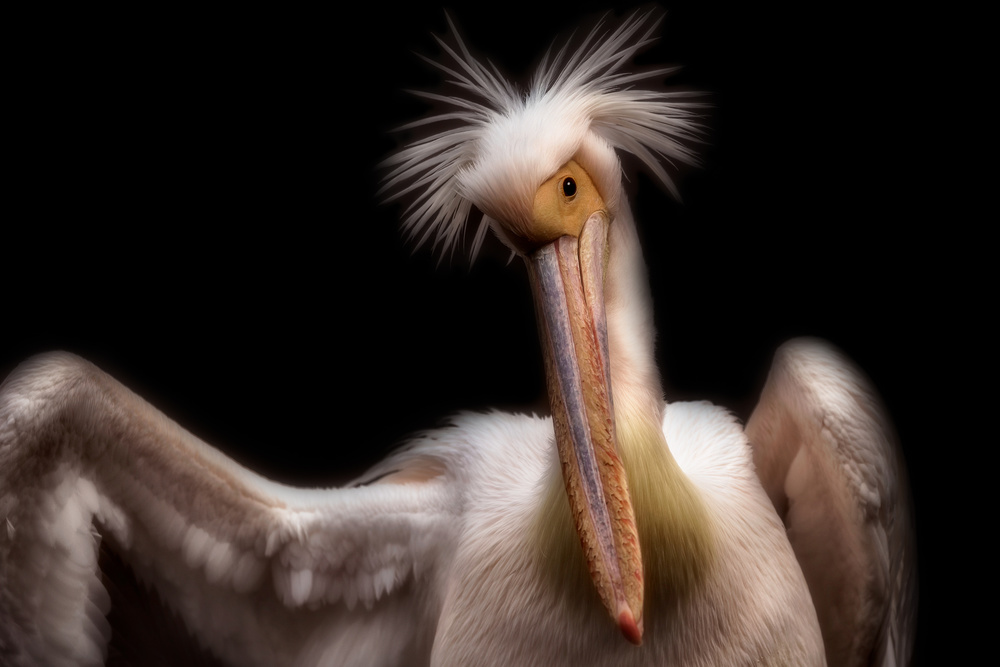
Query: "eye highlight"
561 177 577 199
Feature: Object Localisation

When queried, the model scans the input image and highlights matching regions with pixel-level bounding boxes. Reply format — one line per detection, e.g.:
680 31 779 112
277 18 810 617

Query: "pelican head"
382 12 700 644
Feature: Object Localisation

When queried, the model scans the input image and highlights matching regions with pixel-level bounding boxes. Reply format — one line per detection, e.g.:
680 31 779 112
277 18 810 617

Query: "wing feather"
746 338 916 667
0 352 457 666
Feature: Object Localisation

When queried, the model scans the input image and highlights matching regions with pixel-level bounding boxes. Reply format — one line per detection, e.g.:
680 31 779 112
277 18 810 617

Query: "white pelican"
0 12 915 667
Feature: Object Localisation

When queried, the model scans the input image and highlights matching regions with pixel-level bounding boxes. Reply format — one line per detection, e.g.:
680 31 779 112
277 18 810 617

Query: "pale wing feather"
0 352 458 666
746 338 916 667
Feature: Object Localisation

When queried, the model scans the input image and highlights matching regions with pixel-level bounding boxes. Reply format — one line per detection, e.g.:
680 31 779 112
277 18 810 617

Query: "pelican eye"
561 177 577 200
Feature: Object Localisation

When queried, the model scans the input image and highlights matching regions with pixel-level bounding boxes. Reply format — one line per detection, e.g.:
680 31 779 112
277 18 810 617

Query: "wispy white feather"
381 11 702 261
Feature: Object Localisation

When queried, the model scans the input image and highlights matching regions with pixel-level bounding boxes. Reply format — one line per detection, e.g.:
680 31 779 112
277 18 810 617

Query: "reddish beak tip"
618 609 643 646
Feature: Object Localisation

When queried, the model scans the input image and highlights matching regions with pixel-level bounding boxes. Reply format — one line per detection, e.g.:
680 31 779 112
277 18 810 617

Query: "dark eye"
561 177 577 199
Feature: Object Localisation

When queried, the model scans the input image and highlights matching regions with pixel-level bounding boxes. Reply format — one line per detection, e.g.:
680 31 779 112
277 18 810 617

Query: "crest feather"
381 11 702 261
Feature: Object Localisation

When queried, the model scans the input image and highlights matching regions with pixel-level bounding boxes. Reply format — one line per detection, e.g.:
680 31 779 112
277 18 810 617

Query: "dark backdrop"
6 2 977 663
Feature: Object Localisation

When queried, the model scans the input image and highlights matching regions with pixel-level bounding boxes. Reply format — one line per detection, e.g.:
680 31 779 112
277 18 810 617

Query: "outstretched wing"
0 352 458 667
746 338 916 667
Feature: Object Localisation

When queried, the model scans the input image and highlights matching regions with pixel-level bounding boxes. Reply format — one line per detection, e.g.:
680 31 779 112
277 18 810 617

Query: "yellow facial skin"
527 160 607 249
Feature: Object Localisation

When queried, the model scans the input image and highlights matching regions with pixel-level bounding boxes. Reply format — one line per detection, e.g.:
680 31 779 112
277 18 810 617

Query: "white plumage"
382 15 697 260
0 12 914 667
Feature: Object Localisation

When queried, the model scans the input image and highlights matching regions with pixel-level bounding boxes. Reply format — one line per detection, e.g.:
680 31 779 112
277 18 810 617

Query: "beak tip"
618 608 643 646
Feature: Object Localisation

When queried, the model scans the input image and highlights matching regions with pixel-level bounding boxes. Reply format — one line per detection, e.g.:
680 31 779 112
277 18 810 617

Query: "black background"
5 2 980 663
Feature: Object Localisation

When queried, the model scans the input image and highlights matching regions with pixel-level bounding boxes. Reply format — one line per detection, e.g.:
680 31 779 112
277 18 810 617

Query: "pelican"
0 12 915 667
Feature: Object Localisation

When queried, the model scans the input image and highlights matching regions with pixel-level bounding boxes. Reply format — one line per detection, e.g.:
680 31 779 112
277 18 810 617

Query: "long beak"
526 211 644 644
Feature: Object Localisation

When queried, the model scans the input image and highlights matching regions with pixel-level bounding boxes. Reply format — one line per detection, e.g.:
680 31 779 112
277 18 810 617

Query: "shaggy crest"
381 11 701 261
